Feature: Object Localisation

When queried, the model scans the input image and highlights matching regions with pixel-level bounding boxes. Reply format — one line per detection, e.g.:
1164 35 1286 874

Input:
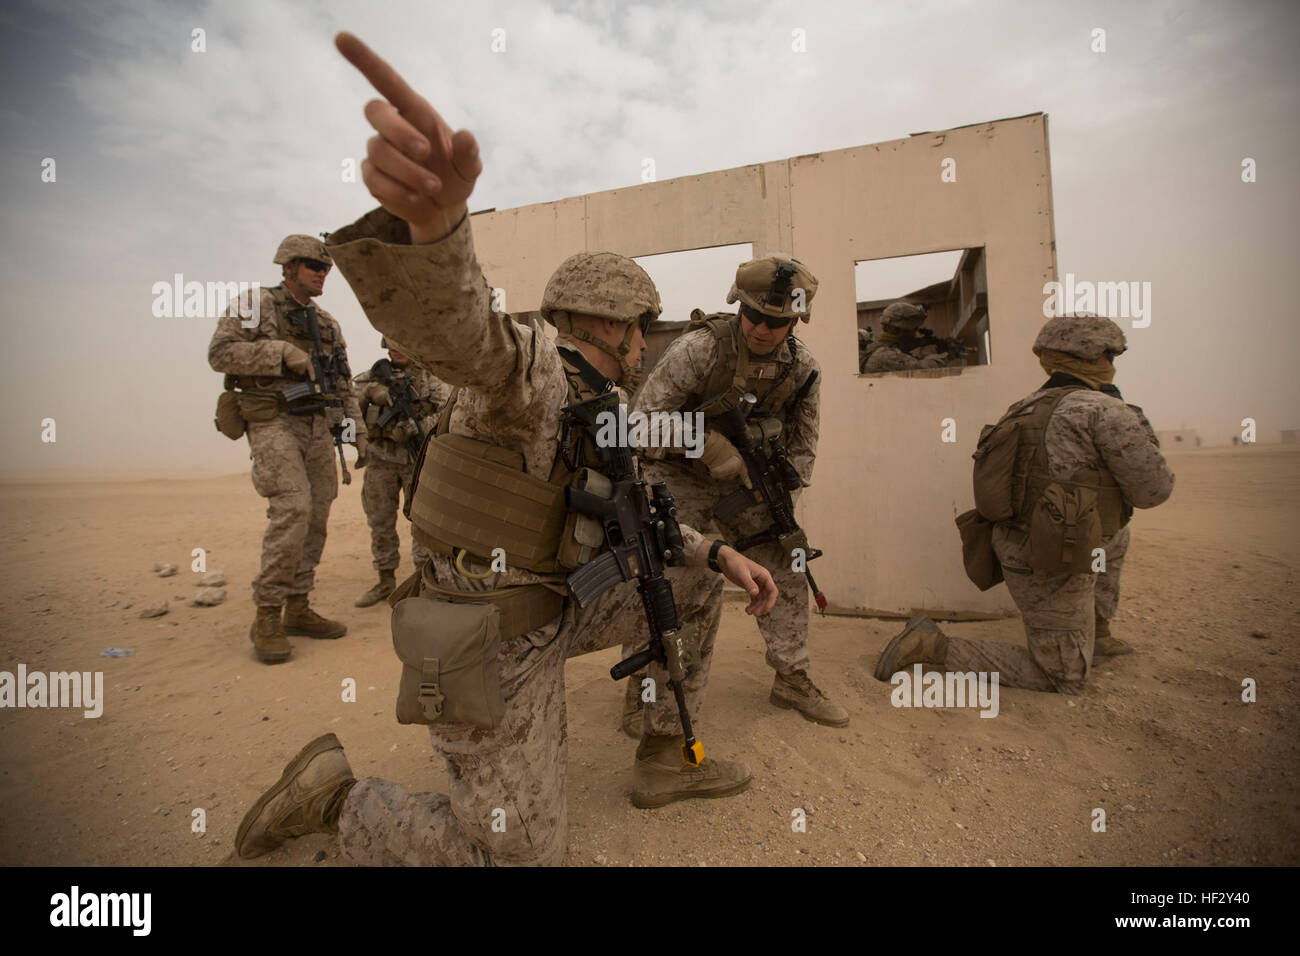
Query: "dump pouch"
214 390 246 440
955 508 1004 590
1026 483 1102 574
391 597 505 728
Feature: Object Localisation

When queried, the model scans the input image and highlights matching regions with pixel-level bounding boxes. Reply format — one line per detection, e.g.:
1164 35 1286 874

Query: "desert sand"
0 445 1296 867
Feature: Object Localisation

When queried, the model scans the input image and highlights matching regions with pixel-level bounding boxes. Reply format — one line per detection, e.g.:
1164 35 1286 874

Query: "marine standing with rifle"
234 33 778 866
352 338 451 607
208 234 365 664
625 255 850 731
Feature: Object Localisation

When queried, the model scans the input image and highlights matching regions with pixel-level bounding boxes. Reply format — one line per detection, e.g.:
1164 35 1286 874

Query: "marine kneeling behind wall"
874 312 1174 695
236 32 779 867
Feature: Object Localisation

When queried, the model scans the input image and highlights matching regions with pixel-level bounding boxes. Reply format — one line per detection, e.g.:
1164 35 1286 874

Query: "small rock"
594 854 607 865
261 716 269 721
139 602 168 619
1101 782 1110 791
313 850 327 863
192 587 227 607
122 603 133 610
1122 804 1137 812
985 859 995 867
855 851 866 863
198 571 227 588
156 564 178 578
1250 631 1269 640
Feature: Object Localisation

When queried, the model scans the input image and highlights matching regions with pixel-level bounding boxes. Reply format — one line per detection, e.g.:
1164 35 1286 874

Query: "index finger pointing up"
335 32 449 138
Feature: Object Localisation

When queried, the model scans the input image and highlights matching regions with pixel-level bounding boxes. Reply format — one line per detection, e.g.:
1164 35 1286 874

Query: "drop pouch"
214 390 246 440
955 508 1004 591
391 597 505 729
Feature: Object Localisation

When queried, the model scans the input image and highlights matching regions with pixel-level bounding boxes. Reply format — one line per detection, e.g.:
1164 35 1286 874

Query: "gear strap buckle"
418 658 445 720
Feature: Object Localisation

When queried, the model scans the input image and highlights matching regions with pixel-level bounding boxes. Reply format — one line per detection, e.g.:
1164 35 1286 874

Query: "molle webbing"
409 434 569 574
1013 389 1131 536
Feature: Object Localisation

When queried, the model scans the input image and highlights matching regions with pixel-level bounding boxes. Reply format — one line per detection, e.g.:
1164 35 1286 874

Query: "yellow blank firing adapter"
683 739 705 766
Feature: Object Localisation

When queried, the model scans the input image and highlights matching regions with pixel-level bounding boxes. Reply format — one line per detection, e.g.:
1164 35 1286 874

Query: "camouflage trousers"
361 458 430 573
336 567 673 867
945 524 1131 694
246 413 338 607
622 463 812 735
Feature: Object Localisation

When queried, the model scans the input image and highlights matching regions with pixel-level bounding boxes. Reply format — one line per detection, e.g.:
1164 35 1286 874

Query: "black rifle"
914 327 974 358
282 304 352 485
370 358 427 459
710 391 828 613
561 391 703 767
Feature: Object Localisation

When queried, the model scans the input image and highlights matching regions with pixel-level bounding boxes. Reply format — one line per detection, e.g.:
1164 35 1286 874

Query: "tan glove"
353 434 369 469
699 431 751 487
366 382 392 406
282 343 314 380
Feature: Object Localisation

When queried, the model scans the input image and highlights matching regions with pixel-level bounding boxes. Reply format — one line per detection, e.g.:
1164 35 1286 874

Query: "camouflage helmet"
1033 313 1127 361
540 252 661 327
541 252 661 388
880 301 926 330
727 254 818 322
273 234 332 266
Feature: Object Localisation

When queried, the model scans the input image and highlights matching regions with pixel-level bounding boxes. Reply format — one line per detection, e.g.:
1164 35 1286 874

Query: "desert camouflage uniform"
324 208 708 866
208 285 361 607
628 320 820 723
944 389 1172 693
353 362 451 574
860 337 948 373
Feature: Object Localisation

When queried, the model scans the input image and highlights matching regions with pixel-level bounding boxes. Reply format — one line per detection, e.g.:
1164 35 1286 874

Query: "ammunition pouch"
214 390 245 440
955 508 1003 590
389 572 563 728
556 469 611 570
236 389 283 423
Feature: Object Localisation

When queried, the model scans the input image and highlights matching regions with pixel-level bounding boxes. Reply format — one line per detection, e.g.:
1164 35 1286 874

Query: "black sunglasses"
741 305 794 330
301 259 331 273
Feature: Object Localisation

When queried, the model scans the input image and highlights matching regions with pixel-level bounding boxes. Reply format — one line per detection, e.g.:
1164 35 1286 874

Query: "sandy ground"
0 445 1296 867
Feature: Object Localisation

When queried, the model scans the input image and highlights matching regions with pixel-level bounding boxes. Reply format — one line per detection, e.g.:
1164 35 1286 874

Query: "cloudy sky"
1 0 1296 475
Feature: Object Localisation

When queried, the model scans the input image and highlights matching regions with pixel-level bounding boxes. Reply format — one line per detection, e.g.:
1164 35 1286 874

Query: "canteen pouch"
215 390 245 440
391 597 504 729
236 390 283 423
1026 483 1102 574
955 508 1003 591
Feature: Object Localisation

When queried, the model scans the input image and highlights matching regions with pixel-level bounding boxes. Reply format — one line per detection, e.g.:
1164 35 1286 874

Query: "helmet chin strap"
555 312 641 388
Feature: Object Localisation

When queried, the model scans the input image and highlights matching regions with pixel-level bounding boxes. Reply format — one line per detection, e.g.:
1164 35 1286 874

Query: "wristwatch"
707 539 728 573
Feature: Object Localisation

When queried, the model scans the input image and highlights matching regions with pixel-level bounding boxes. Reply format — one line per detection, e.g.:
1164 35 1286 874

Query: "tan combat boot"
873 613 950 682
770 670 850 727
236 733 356 859
354 569 397 608
1094 616 1133 657
249 605 291 664
621 675 644 739
631 734 753 809
283 594 347 639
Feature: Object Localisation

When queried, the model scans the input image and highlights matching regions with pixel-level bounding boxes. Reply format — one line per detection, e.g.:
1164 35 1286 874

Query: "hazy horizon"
2 0 1297 476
